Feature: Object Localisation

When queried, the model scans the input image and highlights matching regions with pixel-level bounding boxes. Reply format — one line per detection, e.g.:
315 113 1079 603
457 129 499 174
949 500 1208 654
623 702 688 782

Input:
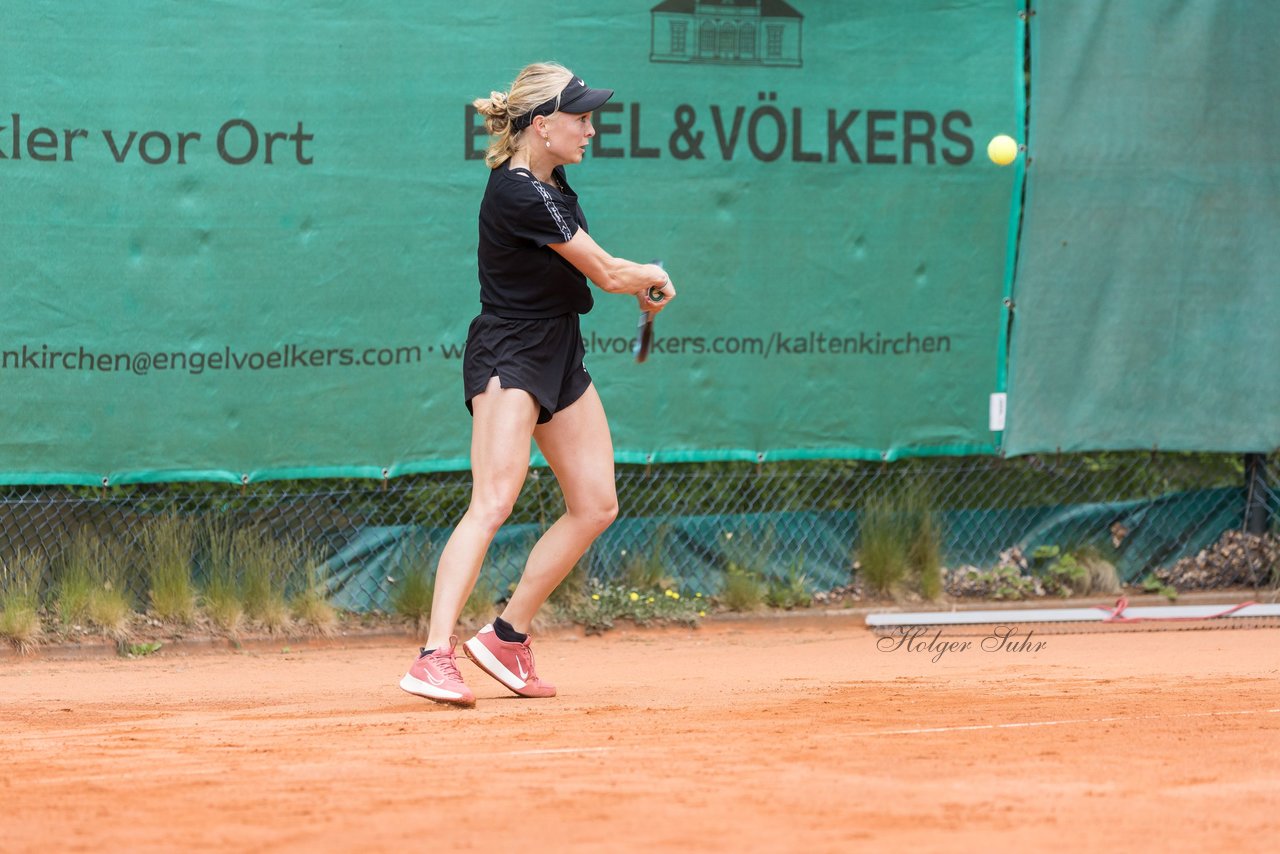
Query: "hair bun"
472 90 512 135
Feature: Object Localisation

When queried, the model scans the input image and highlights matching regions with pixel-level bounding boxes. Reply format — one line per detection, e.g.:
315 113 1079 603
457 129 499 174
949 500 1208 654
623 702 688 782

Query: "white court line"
498 746 614 757
856 707 1280 737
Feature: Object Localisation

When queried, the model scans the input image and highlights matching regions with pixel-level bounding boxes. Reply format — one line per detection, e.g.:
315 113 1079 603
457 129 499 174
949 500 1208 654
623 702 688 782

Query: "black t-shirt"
476 162 593 318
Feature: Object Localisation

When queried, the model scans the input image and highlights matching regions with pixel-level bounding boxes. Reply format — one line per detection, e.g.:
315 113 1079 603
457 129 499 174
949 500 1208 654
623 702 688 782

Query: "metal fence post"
1243 453 1269 535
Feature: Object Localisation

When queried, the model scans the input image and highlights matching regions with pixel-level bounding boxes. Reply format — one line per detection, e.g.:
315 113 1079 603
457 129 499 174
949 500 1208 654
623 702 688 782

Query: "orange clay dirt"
1 611 1278 853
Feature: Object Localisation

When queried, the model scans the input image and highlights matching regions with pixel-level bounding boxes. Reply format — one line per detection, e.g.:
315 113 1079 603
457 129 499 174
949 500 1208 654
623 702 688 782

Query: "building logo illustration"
650 0 803 67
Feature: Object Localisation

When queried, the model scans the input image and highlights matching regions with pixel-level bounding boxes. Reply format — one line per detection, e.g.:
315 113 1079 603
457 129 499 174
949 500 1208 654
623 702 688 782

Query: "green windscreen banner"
2 1 1021 485
1004 0 1280 454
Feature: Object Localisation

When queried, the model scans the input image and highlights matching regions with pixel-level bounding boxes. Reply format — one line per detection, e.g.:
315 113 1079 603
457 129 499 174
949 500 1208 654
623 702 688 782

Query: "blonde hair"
473 62 575 168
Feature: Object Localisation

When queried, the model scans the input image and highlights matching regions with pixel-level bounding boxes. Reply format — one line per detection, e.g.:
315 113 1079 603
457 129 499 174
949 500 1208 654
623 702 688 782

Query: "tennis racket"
633 260 666 364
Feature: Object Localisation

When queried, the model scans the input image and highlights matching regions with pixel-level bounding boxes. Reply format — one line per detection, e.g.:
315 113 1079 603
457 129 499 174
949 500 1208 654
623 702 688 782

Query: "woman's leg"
500 384 618 632
424 376 539 650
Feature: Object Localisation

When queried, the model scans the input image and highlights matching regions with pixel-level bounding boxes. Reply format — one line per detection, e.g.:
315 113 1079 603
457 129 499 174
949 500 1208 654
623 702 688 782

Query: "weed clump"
856 489 943 600
0 550 46 653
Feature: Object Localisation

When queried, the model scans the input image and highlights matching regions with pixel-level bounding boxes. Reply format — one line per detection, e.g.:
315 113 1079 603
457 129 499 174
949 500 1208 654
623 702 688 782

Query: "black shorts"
462 312 592 424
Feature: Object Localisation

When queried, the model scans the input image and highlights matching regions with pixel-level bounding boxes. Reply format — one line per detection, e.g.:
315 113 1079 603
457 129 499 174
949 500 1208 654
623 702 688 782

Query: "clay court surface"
2 615 1278 853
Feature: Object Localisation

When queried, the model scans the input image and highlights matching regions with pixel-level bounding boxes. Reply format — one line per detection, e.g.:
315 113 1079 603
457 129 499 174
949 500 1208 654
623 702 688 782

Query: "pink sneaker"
398 637 476 707
463 624 557 698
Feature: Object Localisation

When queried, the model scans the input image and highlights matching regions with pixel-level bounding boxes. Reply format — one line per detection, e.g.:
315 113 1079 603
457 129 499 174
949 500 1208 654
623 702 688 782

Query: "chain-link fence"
1 452 1275 613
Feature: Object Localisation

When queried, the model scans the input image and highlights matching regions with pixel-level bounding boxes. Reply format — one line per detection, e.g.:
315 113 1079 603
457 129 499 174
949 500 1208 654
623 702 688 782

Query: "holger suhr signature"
877 625 1047 663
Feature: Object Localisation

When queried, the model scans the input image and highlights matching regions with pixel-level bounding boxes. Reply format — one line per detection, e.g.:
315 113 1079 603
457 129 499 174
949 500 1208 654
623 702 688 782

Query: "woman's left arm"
550 229 675 309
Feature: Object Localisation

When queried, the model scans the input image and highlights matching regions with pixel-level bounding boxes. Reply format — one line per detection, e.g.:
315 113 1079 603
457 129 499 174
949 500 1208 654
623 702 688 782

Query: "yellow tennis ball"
987 134 1019 165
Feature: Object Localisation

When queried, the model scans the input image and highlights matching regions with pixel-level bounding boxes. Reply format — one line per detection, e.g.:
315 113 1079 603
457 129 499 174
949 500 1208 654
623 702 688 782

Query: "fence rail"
0 453 1275 615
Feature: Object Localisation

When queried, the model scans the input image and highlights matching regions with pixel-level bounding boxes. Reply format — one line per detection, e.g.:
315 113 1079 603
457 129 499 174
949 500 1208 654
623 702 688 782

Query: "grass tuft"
390 542 436 637
0 602 41 653
0 550 46 653
288 541 337 636
856 488 944 599
56 528 134 639
718 527 771 612
56 530 97 626
200 517 243 635
91 591 134 642
908 494 944 600
719 564 766 612
856 497 910 595
235 528 291 634
620 524 673 591
140 515 197 624
765 559 811 610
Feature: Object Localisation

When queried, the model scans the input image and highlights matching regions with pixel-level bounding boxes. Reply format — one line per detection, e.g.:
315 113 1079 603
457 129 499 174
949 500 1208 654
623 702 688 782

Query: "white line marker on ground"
499 746 615 757
856 708 1280 737
866 603 1280 627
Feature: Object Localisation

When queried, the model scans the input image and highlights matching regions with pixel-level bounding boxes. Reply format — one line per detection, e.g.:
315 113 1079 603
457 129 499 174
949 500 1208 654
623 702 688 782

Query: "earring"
544 138 551 148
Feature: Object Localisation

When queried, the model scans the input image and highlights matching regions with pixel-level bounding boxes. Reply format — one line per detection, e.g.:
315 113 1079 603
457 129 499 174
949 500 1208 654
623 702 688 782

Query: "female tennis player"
400 62 675 706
